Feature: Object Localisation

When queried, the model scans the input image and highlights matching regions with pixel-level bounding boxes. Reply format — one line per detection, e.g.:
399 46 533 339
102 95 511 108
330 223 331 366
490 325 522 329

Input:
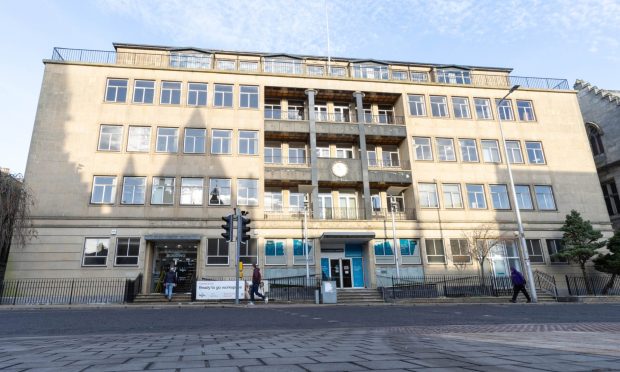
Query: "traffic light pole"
234 208 241 305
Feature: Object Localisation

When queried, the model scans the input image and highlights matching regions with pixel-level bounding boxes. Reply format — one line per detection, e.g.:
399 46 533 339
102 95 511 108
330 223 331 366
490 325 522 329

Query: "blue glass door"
352 257 364 288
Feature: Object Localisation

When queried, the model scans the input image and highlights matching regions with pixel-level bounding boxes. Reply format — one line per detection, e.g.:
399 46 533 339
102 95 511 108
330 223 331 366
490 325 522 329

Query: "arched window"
587 123 604 156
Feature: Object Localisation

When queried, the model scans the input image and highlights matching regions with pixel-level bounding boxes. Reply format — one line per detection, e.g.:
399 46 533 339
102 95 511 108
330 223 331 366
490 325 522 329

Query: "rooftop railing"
51 47 570 91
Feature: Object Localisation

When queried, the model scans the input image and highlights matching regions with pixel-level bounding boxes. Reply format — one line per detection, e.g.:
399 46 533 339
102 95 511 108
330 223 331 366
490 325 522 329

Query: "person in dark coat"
164 267 177 302
510 267 531 303
249 263 266 305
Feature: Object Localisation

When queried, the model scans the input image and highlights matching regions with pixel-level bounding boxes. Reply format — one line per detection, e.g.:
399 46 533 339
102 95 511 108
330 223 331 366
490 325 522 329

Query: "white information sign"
195 281 246 300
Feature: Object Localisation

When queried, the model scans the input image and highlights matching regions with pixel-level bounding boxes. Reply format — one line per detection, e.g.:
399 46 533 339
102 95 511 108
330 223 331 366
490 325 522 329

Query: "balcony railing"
263 207 415 221
264 156 310 166
51 47 570 91
265 109 405 125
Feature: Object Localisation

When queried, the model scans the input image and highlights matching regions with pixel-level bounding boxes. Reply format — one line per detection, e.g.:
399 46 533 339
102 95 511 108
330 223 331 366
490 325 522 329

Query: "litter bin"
321 280 337 304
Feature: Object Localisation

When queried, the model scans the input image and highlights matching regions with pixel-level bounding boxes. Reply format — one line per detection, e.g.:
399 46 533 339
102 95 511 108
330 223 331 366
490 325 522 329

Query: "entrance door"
151 241 198 293
341 259 352 288
329 258 353 288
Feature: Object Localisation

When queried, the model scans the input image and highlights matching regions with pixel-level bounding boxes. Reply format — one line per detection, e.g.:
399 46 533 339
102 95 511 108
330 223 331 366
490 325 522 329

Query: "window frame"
450 239 471 264
91 176 117 205
151 177 175 205
496 99 515 121
132 80 155 104
466 184 487 209
525 141 546 164
515 185 534 210
489 184 511 210
534 185 557 211
180 177 204 206
436 138 456 162
459 138 479 163
187 82 208 106
481 139 501 163
238 131 258 155
114 237 140 266
237 179 258 206
126 126 151 153
474 97 493 120
451 97 471 119
526 239 545 264
517 100 536 121
208 178 231 206
82 237 110 267
407 94 427 116
160 81 182 105
425 239 446 264
213 84 233 107
105 78 128 103
239 85 259 109
418 182 439 209
207 238 229 265
399 238 422 264
155 127 179 153
97 125 123 152
442 183 463 209
211 129 232 154
505 140 524 164
183 128 206 154
546 239 568 264
413 137 433 161
430 95 449 118
121 176 146 205
264 239 286 265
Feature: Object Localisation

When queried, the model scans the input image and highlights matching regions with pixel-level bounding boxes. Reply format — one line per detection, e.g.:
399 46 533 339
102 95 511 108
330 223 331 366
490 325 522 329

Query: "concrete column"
354 91 372 219
305 89 320 218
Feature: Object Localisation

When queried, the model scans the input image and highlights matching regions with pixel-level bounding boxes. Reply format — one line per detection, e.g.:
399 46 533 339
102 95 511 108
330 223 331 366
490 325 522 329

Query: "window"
459 139 479 162
287 102 305 120
601 181 620 216
105 79 128 102
314 105 328 121
156 128 178 153
216 59 236 70
505 141 524 163
240 85 259 108
207 238 229 265
98 125 122 151
525 141 545 164
237 179 258 206
289 145 306 164
367 146 378 167
214 84 233 107
418 183 439 208
264 101 282 119
264 57 303 74
450 239 471 263
352 63 389 80
474 98 492 120
496 99 514 120
160 81 181 105
83 238 109 266
121 177 146 205
466 184 486 209
377 105 394 124
239 131 258 155
180 178 203 205
490 184 510 210
430 96 449 117
452 97 471 118
265 142 282 164
211 129 232 154
187 83 207 106
133 80 155 104
413 137 433 160
392 70 408 80
289 192 305 213
546 239 567 263
170 52 212 69
515 185 534 210
425 239 446 263
115 237 140 266
336 145 354 159
381 146 400 167
240 239 257 267
265 240 286 265
436 69 471 84
587 125 605 156
399 239 421 264
239 61 258 72
307 65 325 76
184 128 206 154
264 190 283 211
374 240 393 256
293 239 314 265
127 126 151 152
410 71 428 82
330 66 346 77
91 176 117 204
208 178 231 206
526 239 544 264
151 177 175 205
481 140 501 163
316 145 330 158
436 138 456 161
333 105 350 122
442 184 463 209
535 185 556 210
407 95 426 116
517 100 536 121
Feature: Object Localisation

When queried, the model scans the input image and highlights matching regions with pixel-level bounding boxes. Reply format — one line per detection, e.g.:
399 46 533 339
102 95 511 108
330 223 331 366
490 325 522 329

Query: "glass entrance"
151 240 198 293
329 258 353 288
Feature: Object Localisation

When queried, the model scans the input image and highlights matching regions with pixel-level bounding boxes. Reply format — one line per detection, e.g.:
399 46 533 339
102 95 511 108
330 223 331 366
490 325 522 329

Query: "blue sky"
1 0 619 175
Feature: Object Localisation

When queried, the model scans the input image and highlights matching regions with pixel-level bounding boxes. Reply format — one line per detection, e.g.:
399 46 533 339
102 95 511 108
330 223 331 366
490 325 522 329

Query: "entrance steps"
133 293 192 304
337 288 385 304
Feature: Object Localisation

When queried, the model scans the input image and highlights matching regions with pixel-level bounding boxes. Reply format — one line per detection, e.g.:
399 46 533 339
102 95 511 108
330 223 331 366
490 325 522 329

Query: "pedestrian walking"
164 267 177 302
510 267 531 303
249 263 266 305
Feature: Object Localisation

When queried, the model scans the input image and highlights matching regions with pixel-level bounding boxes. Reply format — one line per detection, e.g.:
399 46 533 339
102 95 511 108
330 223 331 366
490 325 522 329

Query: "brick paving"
1 323 619 371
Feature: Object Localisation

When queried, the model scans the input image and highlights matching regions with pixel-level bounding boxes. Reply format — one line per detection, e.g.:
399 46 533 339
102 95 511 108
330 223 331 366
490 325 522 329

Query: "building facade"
575 80 620 230
6 44 613 293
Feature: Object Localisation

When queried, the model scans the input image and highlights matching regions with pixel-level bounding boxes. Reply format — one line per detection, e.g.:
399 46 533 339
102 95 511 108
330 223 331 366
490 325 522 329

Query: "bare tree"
460 224 501 278
0 171 36 279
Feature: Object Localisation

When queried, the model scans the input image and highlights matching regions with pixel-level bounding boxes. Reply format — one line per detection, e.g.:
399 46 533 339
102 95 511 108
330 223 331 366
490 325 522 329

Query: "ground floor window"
546 239 567 264
449 239 471 264
115 237 140 265
265 239 286 265
425 239 446 264
293 239 314 265
399 239 421 264
207 238 229 265
240 239 258 265
83 238 109 266
374 240 394 264
526 239 545 264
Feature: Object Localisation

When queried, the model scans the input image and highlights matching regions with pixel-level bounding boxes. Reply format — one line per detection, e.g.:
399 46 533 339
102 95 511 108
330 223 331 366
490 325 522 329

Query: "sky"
1 0 619 175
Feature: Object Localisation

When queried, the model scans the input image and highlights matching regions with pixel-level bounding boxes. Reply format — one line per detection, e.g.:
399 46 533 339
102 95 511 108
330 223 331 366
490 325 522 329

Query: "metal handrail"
534 270 558 297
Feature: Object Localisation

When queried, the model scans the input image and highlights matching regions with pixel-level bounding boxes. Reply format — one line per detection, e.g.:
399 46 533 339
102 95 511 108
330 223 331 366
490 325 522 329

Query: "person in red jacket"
249 263 266 305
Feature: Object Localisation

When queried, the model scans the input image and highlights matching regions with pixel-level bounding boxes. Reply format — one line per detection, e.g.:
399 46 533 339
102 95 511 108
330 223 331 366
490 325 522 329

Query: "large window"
211 129 232 154
207 238 229 265
442 184 463 209
526 239 544 264
121 177 146 205
98 125 122 152
496 99 514 120
160 81 181 105
535 185 556 210
293 239 314 265
133 80 155 104
517 100 536 121
156 128 178 153
481 139 501 163
91 176 117 204
466 184 486 209
151 177 175 205
381 146 400 167
115 237 140 266
265 142 282 164
237 179 258 206
187 83 208 106
587 125 605 156
546 239 567 263
430 96 449 117
436 138 456 161
515 185 534 210
490 184 510 210
602 181 620 216
288 144 306 164
214 84 233 107
239 131 258 155
408 95 426 116
474 98 492 120
208 178 231 205
459 139 479 162
184 128 206 154
418 183 439 208
452 97 471 119
127 126 151 152
83 238 109 266
240 85 259 108
105 79 128 102
265 240 286 265
399 239 421 264
425 239 446 263
264 190 283 211
413 137 433 160
450 239 471 264
505 141 524 163
525 141 545 164
180 178 203 205
436 69 471 84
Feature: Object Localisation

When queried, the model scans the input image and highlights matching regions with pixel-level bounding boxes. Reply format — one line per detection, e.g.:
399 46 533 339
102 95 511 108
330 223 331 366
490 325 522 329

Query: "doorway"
150 240 198 293
330 258 352 288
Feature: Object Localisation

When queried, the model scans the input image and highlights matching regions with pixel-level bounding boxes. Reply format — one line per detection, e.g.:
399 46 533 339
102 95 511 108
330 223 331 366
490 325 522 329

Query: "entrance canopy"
144 234 201 241
320 232 375 244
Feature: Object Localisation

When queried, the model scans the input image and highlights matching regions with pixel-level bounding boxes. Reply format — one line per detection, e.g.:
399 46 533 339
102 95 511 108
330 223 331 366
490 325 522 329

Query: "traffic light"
239 212 251 243
221 215 233 241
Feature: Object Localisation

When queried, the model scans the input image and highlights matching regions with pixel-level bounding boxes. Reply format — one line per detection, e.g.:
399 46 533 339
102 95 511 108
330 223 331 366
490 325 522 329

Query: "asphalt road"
1 303 619 337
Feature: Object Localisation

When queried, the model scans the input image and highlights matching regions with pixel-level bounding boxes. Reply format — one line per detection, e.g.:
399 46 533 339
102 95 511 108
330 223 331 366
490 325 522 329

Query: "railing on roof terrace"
50 47 570 91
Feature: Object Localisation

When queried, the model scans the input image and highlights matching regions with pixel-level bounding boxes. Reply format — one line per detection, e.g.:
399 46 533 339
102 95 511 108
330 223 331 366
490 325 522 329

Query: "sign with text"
195 281 246 300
